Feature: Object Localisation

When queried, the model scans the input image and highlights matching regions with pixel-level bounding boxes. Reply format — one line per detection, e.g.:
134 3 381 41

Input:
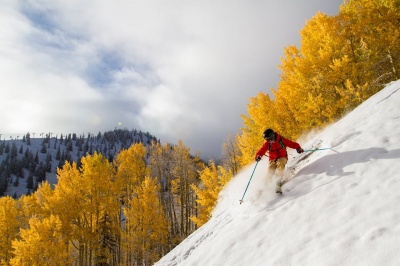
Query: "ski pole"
239 161 259 204
303 147 331 152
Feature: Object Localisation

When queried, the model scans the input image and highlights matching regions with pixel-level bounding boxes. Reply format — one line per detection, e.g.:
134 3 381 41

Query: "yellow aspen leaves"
237 0 400 164
124 177 168 265
191 161 232 227
11 215 69 266
0 197 19 264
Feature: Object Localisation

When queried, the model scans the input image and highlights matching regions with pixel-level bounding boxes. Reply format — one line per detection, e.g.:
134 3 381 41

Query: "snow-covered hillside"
0 129 156 198
155 80 400 266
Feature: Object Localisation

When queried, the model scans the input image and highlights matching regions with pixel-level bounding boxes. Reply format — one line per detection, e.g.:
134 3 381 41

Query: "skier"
255 128 304 194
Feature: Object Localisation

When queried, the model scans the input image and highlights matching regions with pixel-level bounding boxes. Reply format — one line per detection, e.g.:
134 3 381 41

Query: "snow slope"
155 80 400 266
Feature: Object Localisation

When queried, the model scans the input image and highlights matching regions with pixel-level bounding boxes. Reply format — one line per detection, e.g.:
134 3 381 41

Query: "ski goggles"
264 132 275 142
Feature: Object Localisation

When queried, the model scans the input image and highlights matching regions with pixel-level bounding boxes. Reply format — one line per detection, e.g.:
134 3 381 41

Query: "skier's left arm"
282 137 304 153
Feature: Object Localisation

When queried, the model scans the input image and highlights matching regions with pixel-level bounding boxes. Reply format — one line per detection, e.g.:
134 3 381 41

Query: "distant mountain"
0 129 158 198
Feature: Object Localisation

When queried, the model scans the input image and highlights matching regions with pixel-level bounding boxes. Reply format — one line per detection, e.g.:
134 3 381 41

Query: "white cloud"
0 0 343 159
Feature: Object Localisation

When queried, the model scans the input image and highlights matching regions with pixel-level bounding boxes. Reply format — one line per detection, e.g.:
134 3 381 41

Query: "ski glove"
296 147 304 154
255 155 262 162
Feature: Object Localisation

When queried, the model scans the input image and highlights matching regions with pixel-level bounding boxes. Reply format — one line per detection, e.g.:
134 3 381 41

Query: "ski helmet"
262 129 275 141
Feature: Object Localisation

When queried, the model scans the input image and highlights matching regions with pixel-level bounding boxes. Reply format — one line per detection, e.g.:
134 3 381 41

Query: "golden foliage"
1 139 203 265
191 161 232 227
0 197 19 265
124 177 168 265
237 0 400 164
11 215 69 266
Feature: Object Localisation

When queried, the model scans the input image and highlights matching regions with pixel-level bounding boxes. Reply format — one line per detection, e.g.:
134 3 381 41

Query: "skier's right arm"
254 142 269 161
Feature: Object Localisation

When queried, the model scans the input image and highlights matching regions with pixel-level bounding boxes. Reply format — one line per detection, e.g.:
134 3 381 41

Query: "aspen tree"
172 140 199 238
31 182 54 219
222 134 242 175
16 194 40 231
52 152 121 266
238 92 278 165
339 0 400 85
148 142 181 247
238 0 400 167
124 177 168 265
275 12 343 133
0 196 19 264
191 161 232 226
115 143 148 265
11 215 69 266
115 143 147 198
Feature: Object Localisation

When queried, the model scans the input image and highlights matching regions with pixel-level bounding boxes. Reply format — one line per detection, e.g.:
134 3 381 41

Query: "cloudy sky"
1 0 343 159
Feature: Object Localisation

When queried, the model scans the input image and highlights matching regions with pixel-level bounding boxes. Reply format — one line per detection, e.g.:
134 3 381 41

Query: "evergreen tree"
34 151 39 164
35 164 46 183
41 143 47 154
4 143 10 154
66 140 73 152
13 176 19 187
95 213 117 266
56 145 61 160
26 132 31 145
0 172 8 196
10 143 18 159
27 173 34 190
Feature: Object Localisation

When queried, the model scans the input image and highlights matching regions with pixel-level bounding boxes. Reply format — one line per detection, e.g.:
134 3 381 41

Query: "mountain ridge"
0 128 158 198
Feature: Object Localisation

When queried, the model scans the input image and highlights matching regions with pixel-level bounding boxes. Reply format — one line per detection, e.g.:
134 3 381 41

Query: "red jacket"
255 133 300 161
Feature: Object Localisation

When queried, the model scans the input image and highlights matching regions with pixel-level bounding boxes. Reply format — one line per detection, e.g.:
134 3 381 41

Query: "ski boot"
276 181 283 194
